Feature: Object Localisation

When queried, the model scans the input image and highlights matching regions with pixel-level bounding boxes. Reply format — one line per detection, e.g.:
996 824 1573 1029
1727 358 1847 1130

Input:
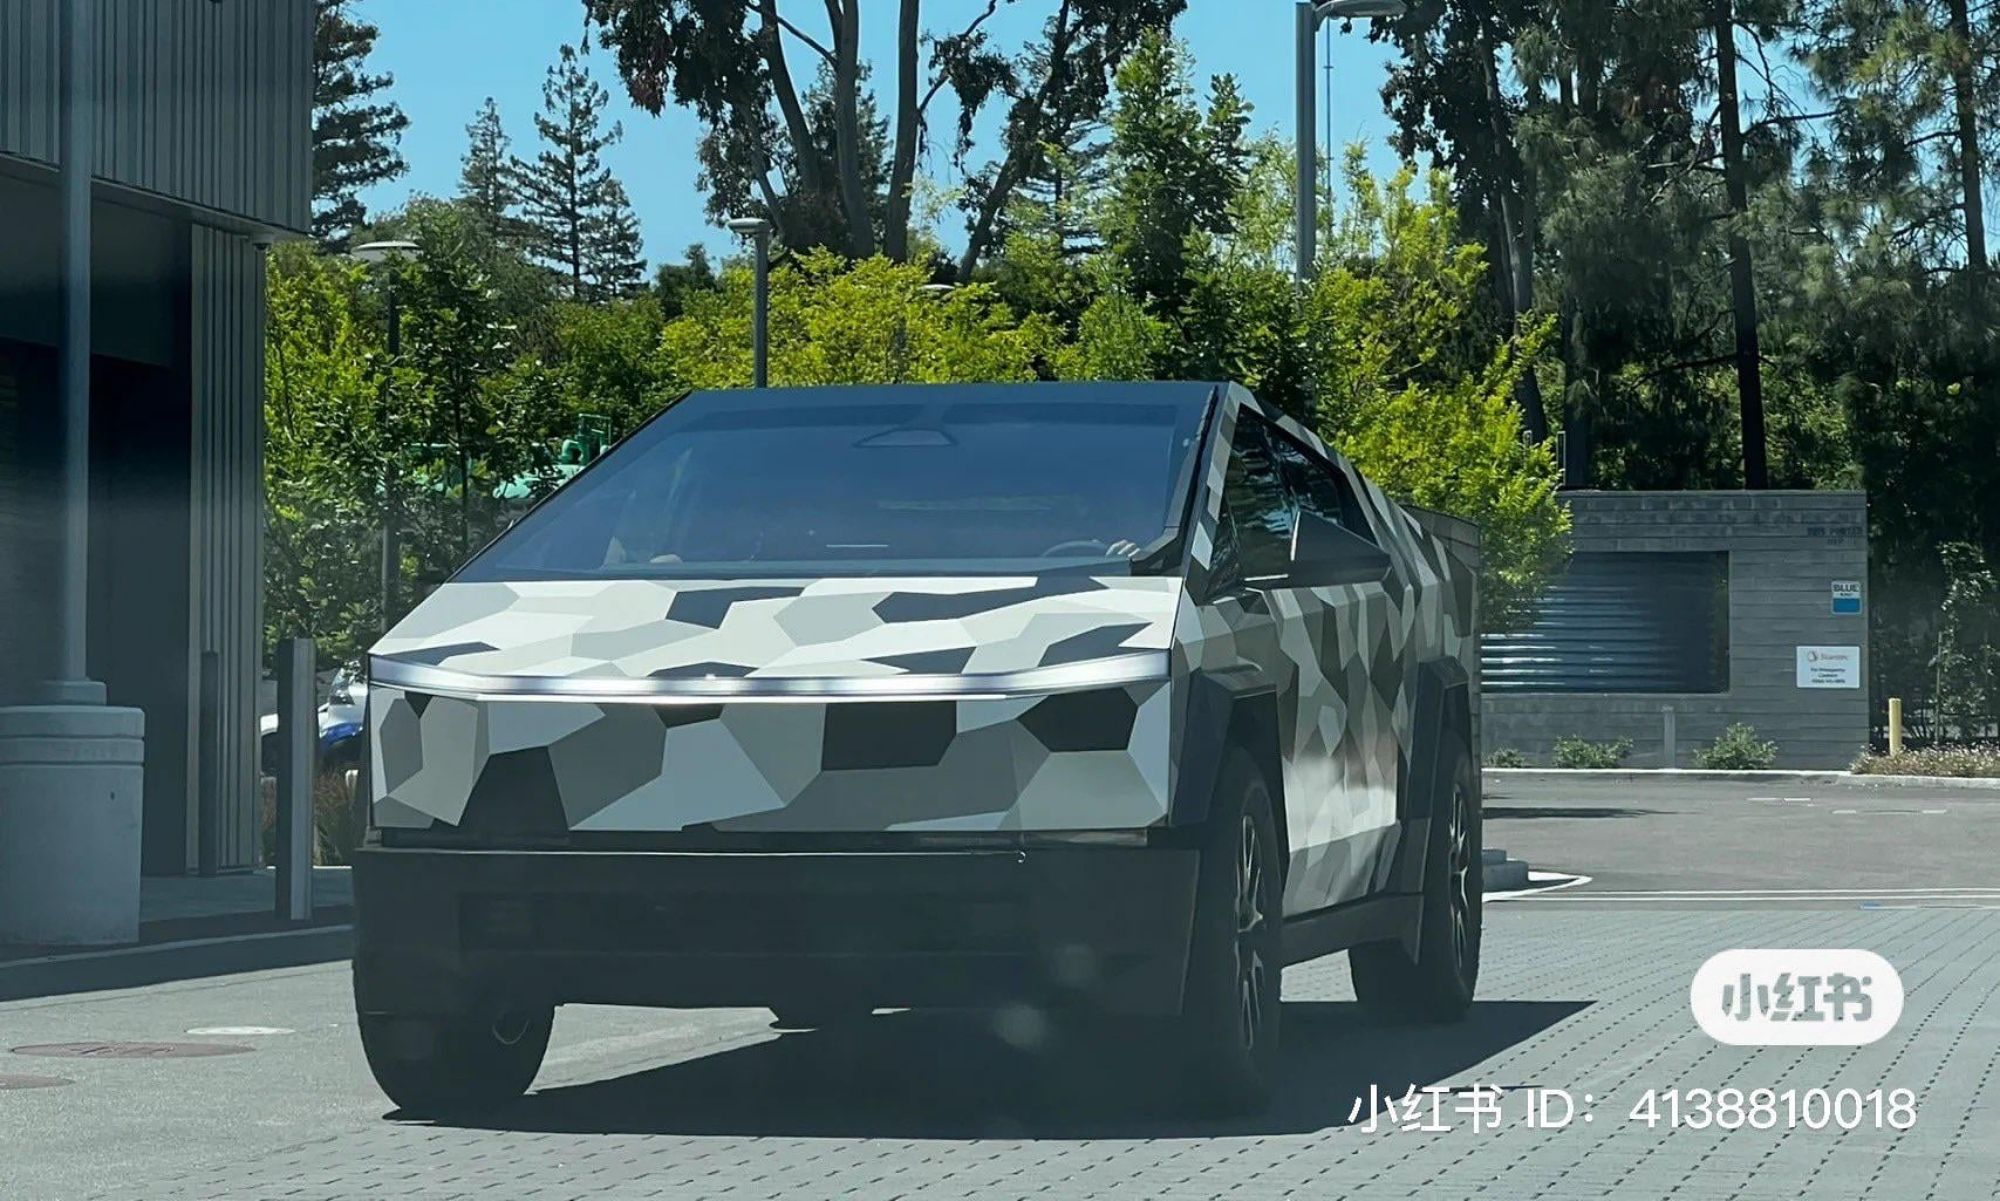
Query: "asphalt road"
1486 772 2000 898
4 774 1997 1200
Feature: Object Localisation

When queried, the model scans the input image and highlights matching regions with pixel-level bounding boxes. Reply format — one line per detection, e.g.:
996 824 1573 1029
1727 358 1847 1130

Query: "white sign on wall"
1796 645 1862 689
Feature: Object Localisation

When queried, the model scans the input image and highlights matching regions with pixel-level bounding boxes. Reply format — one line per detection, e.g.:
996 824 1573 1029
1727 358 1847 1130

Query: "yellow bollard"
1888 697 1904 757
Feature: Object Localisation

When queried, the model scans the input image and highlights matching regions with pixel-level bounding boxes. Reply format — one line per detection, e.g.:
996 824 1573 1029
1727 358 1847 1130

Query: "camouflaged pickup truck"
353 381 1482 1115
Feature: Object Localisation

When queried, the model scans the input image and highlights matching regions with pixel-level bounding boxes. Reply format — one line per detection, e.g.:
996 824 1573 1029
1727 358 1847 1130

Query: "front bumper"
352 844 1200 1017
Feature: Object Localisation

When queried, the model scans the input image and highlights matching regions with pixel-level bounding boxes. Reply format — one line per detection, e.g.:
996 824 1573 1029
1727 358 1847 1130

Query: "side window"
1220 416 1295 582
1268 428 1377 545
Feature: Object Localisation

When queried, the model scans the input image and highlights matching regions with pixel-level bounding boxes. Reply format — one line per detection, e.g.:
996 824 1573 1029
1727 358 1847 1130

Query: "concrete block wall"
1485 491 1869 769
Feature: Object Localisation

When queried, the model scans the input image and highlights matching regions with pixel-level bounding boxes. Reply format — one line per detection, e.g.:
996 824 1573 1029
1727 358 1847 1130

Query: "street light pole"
350 240 419 629
1294 0 1407 284
49 0 97 702
381 278 401 622
1295 2 1318 288
727 217 773 388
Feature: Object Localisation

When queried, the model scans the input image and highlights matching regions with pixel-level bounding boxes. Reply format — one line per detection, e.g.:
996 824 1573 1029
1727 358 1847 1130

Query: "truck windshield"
460 384 1211 580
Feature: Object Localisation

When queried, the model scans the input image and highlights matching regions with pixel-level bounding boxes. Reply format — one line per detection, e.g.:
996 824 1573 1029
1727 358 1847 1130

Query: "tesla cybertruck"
353 381 1482 1113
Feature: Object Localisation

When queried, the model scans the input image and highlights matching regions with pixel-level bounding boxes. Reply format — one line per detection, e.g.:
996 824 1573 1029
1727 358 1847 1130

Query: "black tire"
1171 751 1283 1113
356 1003 553 1115
769 1004 874 1030
1350 737 1481 1021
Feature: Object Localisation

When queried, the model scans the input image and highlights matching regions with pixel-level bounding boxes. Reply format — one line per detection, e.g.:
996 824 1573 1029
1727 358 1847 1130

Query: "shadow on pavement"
0 919 351 1003
432 998 1590 1140
1486 805 1663 820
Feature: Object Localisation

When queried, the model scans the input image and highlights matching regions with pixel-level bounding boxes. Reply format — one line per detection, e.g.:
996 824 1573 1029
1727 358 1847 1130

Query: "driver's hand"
1107 539 1142 558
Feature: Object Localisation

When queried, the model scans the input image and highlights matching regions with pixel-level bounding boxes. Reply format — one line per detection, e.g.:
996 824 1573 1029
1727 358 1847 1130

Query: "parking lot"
6 775 1998 1200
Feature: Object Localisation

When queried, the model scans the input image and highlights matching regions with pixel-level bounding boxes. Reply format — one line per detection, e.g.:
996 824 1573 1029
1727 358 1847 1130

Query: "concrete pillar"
0 705 145 944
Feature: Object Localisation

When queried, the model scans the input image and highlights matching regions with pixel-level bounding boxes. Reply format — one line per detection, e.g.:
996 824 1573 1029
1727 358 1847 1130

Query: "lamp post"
49 0 96 703
350 240 420 627
1294 0 1406 283
726 217 773 387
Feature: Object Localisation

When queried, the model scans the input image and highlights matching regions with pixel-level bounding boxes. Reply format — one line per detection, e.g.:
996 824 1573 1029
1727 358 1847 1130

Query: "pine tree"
587 178 648 299
1801 0 1996 299
458 98 520 238
654 244 718 318
515 44 648 301
312 0 409 248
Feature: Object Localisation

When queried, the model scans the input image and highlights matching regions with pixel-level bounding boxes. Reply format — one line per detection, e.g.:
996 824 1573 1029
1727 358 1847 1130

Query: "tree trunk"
1947 0 1988 308
754 0 827 227
1478 25 1548 442
829 1 876 259
959 0 1074 279
884 0 921 262
1714 0 1768 488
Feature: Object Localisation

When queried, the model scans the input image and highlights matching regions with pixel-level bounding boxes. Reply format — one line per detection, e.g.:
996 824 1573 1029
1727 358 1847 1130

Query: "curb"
0 923 353 1003
1487 767 2000 791
1481 848 1530 892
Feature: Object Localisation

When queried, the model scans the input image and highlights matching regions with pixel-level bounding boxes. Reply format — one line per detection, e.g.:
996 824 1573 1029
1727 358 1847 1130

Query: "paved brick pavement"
50 903 1995 1201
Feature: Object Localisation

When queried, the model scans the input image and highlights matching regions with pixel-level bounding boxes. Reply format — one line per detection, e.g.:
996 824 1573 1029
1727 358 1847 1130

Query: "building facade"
1484 491 1871 769
0 0 311 873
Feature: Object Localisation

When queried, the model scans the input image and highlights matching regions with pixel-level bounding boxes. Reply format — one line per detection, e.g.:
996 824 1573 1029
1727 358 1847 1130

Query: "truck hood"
369 575 1182 694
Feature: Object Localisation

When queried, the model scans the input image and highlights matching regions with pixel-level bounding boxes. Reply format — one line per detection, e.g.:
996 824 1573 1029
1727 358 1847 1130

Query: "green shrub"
1552 736 1631 769
1485 747 1529 768
1695 723 1778 770
258 769 367 866
1852 744 2000 778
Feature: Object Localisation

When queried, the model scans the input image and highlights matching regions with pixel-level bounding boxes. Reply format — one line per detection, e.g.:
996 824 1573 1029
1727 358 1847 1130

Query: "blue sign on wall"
1832 580 1862 615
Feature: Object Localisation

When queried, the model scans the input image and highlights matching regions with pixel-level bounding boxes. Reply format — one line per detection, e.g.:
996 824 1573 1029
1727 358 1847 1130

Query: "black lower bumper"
351 845 1200 1017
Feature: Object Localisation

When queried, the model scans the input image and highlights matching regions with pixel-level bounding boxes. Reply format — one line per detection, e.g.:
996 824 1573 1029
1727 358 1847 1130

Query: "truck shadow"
431 998 1589 1140
1485 805 1663 820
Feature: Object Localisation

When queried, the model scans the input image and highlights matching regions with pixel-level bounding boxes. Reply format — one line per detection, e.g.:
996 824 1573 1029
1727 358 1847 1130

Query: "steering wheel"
1040 538 1111 559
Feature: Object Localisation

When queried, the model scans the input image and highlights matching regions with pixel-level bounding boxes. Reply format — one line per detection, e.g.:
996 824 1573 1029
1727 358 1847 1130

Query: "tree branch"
958 0 1072 278
772 13 833 64
886 0 923 261
756 0 827 198
1644 352 1739 379
920 0 1004 117
1747 110 1834 133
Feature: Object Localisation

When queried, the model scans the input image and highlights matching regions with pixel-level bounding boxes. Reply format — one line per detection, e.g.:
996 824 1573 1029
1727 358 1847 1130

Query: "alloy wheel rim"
1448 782 1473 967
491 1010 533 1047
1236 811 1268 1053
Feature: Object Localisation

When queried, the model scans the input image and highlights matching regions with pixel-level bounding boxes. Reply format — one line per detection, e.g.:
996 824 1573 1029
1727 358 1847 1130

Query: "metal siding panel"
10 0 308 231
189 226 263 870
246 247 266 868
0 0 61 165
1482 553 1730 694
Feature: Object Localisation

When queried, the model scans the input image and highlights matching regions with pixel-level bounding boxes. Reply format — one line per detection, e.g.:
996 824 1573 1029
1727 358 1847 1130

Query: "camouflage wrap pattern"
367 679 1170 834
371 575 1179 682
365 384 1477 919
1171 387 1478 914
368 577 1178 833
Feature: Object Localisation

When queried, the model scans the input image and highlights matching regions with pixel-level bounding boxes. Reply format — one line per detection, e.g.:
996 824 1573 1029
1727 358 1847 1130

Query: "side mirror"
1286 510 1393 588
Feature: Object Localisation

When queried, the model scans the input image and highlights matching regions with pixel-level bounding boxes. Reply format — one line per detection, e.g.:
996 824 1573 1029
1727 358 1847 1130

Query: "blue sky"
357 1 1403 269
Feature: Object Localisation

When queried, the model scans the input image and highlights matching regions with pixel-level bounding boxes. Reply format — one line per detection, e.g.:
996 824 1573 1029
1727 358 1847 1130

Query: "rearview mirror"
1285 511 1393 589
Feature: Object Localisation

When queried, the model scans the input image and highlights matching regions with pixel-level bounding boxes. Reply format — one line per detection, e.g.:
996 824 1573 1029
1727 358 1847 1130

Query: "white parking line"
1516 888 2000 905
1487 871 1592 900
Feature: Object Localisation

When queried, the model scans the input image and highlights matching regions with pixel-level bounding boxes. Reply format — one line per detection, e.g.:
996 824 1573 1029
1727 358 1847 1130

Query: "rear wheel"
356 1002 553 1115
1350 741 1481 1021
1170 752 1283 1113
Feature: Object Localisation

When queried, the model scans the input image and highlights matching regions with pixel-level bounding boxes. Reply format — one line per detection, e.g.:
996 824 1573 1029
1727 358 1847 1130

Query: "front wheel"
1170 752 1283 1113
357 1003 553 1115
1350 741 1481 1021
